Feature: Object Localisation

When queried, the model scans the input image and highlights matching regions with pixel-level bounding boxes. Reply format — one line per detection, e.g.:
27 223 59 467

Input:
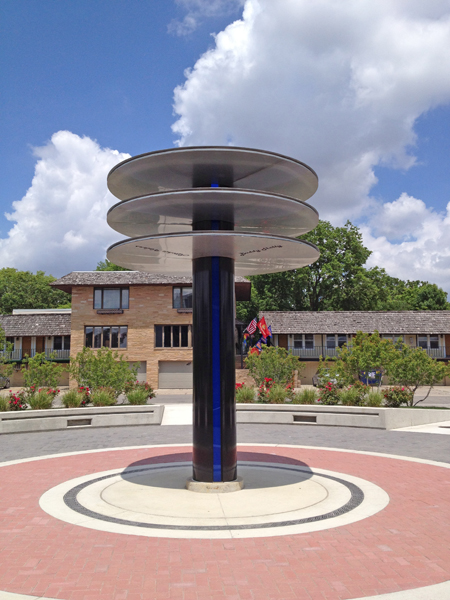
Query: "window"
85 326 128 348
326 334 347 349
94 288 129 310
293 334 314 349
418 335 439 350
155 325 192 348
53 335 70 350
173 287 192 309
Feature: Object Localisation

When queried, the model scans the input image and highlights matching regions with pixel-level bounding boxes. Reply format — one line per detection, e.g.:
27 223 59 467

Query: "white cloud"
172 0 450 223
168 0 244 36
0 131 129 277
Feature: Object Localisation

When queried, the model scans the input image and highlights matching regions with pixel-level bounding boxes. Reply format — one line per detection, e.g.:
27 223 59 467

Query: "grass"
62 389 84 408
0 395 9 412
292 388 317 404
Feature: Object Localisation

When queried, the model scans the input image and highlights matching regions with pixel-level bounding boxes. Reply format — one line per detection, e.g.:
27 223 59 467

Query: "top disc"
108 146 318 202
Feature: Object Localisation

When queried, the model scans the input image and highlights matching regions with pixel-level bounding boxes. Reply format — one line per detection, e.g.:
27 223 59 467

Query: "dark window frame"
93 287 130 310
172 286 193 309
154 325 192 348
85 326 128 349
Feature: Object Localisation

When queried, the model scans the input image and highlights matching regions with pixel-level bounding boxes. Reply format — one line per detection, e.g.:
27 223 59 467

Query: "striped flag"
246 318 257 334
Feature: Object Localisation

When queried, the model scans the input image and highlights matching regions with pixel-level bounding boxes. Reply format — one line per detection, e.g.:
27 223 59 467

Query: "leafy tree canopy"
96 259 129 271
237 221 449 321
0 268 70 314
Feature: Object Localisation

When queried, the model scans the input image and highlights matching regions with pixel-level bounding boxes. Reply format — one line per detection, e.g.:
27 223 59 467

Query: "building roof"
261 311 450 335
51 271 251 300
0 314 71 337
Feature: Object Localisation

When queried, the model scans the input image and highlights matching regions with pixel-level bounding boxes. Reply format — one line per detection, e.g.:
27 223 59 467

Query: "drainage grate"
293 415 317 423
67 418 92 427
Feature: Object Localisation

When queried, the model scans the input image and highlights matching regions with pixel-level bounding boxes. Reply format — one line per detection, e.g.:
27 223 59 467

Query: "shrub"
90 387 116 407
235 383 255 403
317 381 340 405
78 386 91 406
292 388 317 404
21 352 64 391
257 378 274 402
70 347 138 398
365 390 384 407
62 389 84 408
124 381 156 401
267 383 292 404
0 395 9 412
339 381 368 406
8 390 27 411
383 386 413 407
28 388 58 410
245 346 303 387
126 388 149 405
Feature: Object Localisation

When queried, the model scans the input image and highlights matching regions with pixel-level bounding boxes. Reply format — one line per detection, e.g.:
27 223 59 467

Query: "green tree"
244 346 304 387
21 352 64 390
0 268 70 314
96 259 129 271
386 346 449 405
0 324 14 380
70 347 138 397
333 331 399 389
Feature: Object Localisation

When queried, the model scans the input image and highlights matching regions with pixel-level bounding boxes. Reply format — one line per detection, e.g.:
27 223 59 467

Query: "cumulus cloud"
362 194 450 289
0 131 129 277
172 0 450 223
168 0 244 36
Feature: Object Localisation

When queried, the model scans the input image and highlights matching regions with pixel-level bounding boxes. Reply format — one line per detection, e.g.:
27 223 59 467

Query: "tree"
70 347 138 397
236 220 449 320
21 352 65 390
0 324 13 380
333 331 399 389
0 268 70 314
244 346 304 387
385 346 449 405
96 259 129 271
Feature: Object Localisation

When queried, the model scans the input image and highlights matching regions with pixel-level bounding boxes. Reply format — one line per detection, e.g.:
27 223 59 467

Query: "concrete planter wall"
0 404 164 434
236 404 450 430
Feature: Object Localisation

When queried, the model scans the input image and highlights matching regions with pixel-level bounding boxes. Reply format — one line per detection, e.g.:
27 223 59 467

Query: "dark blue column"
192 224 237 482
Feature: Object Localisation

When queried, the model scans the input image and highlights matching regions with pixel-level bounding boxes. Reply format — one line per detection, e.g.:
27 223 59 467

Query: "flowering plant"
8 390 27 411
383 386 413 407
257 378 273 402
78 386 91 406
317 381 340 405
123 380 155 400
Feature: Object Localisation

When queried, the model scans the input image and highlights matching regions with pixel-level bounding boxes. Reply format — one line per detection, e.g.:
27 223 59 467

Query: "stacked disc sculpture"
106 146 320 484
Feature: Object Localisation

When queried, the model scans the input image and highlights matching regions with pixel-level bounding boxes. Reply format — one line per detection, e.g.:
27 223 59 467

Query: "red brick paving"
0 446 449 599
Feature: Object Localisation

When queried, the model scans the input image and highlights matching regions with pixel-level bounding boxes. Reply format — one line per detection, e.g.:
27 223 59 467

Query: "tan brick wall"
70 285 193 388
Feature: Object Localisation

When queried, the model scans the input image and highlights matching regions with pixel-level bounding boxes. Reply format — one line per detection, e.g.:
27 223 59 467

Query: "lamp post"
106 146 319 484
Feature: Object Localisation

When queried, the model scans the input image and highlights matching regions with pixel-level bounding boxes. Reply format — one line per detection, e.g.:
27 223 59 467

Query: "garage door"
159 361 193 389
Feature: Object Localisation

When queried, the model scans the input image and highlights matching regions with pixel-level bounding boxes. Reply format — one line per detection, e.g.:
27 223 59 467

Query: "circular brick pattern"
1 445 450 600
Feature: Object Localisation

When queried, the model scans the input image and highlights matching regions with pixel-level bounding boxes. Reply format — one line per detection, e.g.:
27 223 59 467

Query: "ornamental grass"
90 387 116 407
235 383 255 403
28 388 59 410
62 389 85 408
126 388 149 405
292 388 317 404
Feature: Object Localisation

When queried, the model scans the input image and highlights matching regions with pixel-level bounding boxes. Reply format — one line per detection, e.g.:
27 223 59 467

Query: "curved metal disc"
108 146 318 202
107 232 319 276
107 188 319 237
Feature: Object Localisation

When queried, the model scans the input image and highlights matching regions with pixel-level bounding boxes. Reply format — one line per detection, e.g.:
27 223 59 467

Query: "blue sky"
1 0 450 292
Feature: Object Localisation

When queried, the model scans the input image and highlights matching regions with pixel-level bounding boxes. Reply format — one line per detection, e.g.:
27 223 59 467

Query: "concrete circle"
39 460 389 539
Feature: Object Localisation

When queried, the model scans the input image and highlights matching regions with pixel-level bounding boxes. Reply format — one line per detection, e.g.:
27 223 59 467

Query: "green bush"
0 395 9 412
339 382 368 406
62 389 84 408
124 381 155 401
383 386 413 407
365 390 384 406
292 388 317 404
245 346 303 387
7 390 27 410
267 383 292 404
235 384 255 403
28 388 58 410
70 347 138 398
90 387 116 407
317 382 340 405
126 388 149 405
21 352 64 391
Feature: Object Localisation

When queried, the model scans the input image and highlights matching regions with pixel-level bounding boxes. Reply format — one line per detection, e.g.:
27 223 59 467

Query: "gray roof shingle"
0 314 71 337
261 311 450 335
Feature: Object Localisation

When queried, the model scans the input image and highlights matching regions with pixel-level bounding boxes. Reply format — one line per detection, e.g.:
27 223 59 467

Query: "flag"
255 339 262 351
249 346 260 355
243 332 250 340
260 336 267 344
267 325 273 338
257 316 270 339
246 318 257 335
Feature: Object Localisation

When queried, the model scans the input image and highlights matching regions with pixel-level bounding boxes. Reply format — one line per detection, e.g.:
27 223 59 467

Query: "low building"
0 309 71 386
51 271 251 389
261 311 450 385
